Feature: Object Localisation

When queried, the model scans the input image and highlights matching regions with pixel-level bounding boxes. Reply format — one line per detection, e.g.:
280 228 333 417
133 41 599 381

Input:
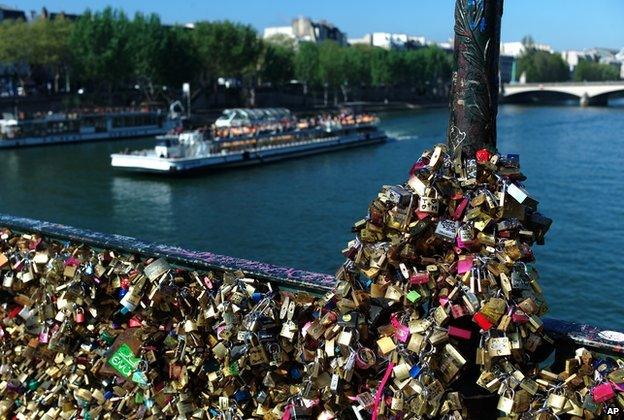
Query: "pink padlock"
391 315 411 343
456 224 476 249
592 382 615 403
457 256 474 274
38 327 50 344
451 304 468 319
448 326 472 340
453 197 469 220
128 316 142 328
75 307 85 324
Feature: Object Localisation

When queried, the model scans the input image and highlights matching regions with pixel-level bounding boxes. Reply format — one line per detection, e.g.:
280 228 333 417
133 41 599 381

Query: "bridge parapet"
1 213 622 359
502 81 624 105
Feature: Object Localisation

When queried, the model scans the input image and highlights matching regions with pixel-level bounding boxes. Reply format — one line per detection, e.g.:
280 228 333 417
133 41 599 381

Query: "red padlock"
476 148 491 163
473 312 493 331
128 316 142 328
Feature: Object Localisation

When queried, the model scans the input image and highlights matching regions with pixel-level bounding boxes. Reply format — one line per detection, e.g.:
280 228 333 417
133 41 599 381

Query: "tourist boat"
0 107 182 148
110 108 388 174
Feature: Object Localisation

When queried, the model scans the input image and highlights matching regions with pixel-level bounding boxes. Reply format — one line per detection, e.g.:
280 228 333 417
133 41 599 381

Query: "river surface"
1 105 623 328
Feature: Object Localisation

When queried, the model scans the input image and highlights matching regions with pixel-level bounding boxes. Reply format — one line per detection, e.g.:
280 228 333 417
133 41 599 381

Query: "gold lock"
377 337 396 355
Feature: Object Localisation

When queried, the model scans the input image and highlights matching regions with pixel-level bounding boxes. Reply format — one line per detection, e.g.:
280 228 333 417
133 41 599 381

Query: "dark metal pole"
447 0 503 156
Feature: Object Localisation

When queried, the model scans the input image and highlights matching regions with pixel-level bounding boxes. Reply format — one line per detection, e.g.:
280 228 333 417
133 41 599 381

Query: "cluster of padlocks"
1 145 623 418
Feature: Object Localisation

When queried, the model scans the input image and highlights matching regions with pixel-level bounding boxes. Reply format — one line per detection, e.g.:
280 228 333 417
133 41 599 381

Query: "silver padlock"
418 187 440 214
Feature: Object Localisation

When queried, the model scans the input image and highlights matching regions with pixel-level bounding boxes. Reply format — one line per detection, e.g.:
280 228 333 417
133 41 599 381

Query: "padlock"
355 347 376 369
456 223 476 249
546 390 567 411
74 307 85 324
497 390 515 415
39 326 50 344
592 382 615 403
434 219 459 242
2 272 14 288
487 337 512 357
390 391 404 410
418 187 440 214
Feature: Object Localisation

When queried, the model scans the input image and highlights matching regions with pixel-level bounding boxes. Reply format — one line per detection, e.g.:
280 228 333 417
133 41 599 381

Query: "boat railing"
0 213 621 362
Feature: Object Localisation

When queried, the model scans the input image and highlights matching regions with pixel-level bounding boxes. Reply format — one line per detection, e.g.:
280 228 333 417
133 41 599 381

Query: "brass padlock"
546 390 567 412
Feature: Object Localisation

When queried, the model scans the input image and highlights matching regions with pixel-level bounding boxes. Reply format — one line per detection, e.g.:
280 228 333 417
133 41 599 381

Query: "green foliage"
573 60 620 82
192 20 261 81
342 45 372 87
0 19 33 65
127 13 166 83
0 17 71 68
318 41 347 88
370 48 391 86
259 43 295 86
156 28 200 88
69 7 133 87
0 8 454 100
517 49 569 83
128 14 199 88
294 42 320 88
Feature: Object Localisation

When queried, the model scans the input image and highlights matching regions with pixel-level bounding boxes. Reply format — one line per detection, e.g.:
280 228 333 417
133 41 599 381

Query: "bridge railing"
1 213 622 360
504 81 624 87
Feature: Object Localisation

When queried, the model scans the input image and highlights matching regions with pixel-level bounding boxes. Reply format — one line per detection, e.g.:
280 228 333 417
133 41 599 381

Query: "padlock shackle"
447 0 504 156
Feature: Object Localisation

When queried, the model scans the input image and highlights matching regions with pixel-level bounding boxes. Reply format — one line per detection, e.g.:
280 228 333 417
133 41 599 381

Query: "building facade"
500 41 553 58
349 32 426 50
263 17 347 46
0 4 26 21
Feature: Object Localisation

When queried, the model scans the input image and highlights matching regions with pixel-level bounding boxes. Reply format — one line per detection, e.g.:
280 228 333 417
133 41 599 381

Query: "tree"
422 46 452 96
30 17 72 92
0 20 34 88
126 14 199 100
0 17 72 92
294 42 320 95
192 21 262 85
127 12 166 96
573 60 620 82
517 49 569 83
0 20 31 64
259 43 295 87
69 7 134 94
370 48 391 87
317 41 347 105
156 27 200 90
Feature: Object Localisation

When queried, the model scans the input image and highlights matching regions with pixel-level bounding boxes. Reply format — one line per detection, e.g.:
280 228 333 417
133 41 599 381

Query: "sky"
13 0 624 51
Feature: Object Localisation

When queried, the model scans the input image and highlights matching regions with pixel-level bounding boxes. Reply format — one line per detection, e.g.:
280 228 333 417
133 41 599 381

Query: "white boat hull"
111 129 387 174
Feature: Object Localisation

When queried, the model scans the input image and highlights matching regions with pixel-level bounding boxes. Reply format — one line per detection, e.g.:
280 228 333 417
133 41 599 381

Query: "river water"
1 105 622 328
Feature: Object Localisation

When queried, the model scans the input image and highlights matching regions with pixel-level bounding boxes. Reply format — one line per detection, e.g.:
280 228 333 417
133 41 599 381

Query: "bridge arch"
591 89 624 104
503 89 581 105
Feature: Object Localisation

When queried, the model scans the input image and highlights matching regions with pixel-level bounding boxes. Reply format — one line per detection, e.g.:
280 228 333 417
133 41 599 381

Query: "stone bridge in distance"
502 81 624 106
